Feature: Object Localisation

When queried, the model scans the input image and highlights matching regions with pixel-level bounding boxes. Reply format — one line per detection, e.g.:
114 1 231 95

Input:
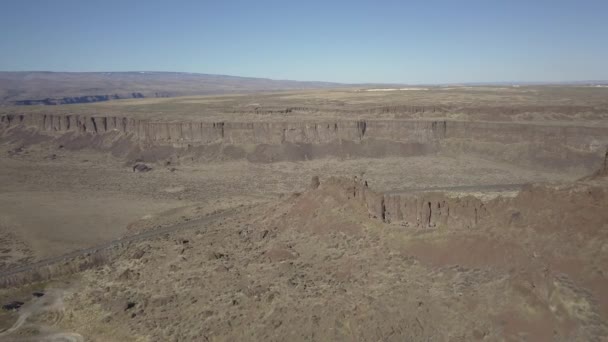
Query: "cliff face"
603 150 608 176
0 114 436 144
2 113 607 168
338 177 487 229
584 148 608 180
382 193 487 229
341 176 608 233
11 93 153 105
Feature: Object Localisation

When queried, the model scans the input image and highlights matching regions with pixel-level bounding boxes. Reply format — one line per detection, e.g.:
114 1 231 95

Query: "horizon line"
1 70 608 87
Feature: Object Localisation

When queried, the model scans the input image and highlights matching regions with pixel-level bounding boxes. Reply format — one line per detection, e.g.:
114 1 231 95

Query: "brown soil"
0 87 607 341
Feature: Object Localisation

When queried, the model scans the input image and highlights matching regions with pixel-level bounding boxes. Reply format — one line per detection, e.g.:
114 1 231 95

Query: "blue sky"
1 0 607 83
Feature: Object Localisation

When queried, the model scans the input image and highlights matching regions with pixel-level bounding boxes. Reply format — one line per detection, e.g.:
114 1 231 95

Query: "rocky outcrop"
603 150 608 176
132 163 152 172
2 113 607 168
381 192 487 229
584 148 608 180
334 176 608 234
12 93 152 105
310 176 320 189
339 177 487 229
0 113 445 146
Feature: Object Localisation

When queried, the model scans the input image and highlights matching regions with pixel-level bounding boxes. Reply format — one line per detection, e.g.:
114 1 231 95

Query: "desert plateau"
0 83 606 341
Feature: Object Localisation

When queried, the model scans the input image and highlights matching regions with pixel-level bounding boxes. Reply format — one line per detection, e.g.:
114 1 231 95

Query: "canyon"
0 71 342 106
0 86 607 341
2 112 607 171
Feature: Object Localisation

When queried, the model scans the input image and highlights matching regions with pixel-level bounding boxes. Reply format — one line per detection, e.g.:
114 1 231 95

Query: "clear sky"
1 0 607 84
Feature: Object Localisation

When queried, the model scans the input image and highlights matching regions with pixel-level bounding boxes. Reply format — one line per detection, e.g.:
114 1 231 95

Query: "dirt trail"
0 288 84 341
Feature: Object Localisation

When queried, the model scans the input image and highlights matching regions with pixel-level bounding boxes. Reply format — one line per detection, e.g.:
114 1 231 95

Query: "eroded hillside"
1 175 607 341
2 87 607 171
1 87 607 341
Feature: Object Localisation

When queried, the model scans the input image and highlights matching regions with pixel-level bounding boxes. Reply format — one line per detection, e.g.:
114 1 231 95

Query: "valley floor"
0 143 576 269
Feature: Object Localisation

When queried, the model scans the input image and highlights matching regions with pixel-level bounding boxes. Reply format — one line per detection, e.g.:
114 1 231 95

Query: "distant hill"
2 72 605 106
0 71 344 105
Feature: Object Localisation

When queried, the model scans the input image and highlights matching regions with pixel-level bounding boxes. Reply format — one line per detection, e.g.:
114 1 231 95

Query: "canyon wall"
1 113 607 169
11 92 156 106
342 177 488 229
346 176 608 233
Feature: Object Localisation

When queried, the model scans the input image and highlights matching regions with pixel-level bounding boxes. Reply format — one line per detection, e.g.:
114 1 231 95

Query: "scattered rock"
7 146 24 156
2 301 24 311
133 163 152 172
32 292 45 298
118 269 137 281
213 252 227 259
125 302 136 311
509 211 523 226
131 249 145 259
310 175 320 189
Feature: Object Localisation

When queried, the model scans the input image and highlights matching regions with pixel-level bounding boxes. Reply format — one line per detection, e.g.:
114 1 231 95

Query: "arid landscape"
2 0 608 339
0 84 607 341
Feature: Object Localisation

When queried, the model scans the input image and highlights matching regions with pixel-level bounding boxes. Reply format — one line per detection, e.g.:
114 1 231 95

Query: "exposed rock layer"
2 113 607 169
327 176 608 234
330 177 487 229
12 92 155 105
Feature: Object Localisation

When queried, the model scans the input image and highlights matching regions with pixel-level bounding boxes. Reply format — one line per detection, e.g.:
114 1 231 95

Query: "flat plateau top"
1 86 608 124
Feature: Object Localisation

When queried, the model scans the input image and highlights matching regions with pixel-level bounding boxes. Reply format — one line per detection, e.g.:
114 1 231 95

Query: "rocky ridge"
2 113 607 170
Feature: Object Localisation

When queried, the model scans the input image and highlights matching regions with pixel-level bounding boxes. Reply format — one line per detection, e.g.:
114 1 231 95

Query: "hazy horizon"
2 70 608 86
1 0 607 84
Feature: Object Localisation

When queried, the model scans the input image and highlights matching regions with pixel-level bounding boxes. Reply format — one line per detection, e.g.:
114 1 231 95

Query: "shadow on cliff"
2 113 607 171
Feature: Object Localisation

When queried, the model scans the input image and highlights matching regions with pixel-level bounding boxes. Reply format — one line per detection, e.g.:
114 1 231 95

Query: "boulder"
2 301 24 311
133 163 152 173
310 175 320 189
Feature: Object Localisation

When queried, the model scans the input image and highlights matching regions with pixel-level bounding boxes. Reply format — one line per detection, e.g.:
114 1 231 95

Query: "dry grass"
2 86 608 124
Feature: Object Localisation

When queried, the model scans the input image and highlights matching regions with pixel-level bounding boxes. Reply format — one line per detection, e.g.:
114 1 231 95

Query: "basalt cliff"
1 113 607 170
